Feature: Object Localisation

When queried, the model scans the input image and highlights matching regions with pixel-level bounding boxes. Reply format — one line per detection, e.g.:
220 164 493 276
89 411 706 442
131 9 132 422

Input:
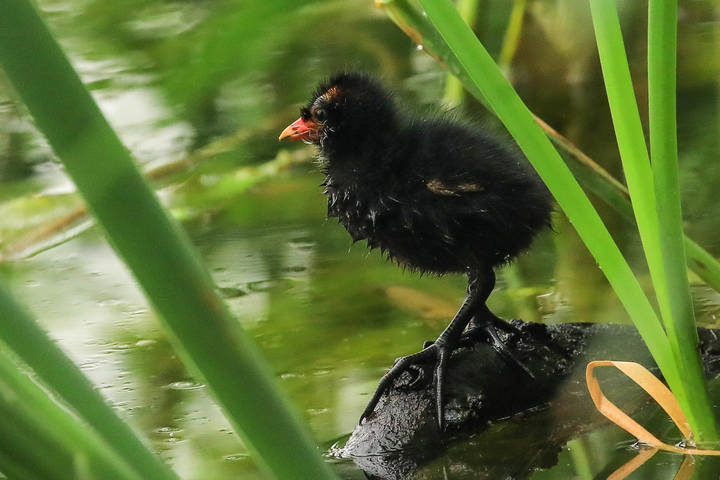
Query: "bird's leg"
465 304 522 336
360 269 492 430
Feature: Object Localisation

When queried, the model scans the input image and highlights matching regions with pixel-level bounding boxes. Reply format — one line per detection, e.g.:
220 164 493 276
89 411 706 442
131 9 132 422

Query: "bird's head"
279 72 396 155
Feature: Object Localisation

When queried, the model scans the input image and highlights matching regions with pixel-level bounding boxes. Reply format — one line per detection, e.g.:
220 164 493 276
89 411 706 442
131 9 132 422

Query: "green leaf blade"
0 0 339 477
589 0 716 440
648 0 716 441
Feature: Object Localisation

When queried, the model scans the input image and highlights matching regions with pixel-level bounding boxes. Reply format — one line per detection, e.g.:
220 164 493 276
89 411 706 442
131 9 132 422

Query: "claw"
490 318 522 335
406 364 426 389
434 347 448 431
483 324 535 379
360 352 423 423
359 343 452 428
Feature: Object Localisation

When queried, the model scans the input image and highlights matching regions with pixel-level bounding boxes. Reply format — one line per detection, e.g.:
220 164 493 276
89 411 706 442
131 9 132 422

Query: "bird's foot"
360 340 455 431
467 315 571 359
463 322 535 379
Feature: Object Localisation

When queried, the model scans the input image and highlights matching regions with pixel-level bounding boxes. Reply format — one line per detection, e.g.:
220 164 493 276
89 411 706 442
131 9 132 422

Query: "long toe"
465 323 535 379
359 342 455 429
433 344 450 431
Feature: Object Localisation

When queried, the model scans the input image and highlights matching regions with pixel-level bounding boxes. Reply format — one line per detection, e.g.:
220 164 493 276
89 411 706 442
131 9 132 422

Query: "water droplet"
416 44 424 51
289 236 315 251
101 343 131 354
220 286 248 298
282 266 306 273
307 408 328 416
154 426 184 443
79 361 101 371
247 280 275 292
289 235 313 244
98 298 122 307
224 453 249 462
154 426 182 435
165 381 204 391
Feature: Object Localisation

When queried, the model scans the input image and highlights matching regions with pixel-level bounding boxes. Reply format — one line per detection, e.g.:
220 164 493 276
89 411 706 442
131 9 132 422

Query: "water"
1 0 720 478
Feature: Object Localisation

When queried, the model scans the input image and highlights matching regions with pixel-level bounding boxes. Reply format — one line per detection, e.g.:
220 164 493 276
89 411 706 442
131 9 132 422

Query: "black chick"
279 72 552 429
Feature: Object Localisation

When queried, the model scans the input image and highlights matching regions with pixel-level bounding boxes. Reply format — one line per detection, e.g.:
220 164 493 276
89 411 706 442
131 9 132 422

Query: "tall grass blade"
0 1 338 477
0 449 49 480
686 239 720 291
0 425 75 480
414 0 678 392
647 0 716 440
0 344 141 480
588 0 716 440
0 282 178 479
587 0 668 322
0 413 82 480
498 0 528 69
442 0 479 106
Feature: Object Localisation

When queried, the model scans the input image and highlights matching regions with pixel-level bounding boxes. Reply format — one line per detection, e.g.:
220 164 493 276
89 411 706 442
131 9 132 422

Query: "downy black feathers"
300 72 552 274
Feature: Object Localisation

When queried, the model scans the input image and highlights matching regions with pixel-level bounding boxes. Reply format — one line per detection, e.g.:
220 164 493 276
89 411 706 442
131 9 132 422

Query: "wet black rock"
339 322 720 480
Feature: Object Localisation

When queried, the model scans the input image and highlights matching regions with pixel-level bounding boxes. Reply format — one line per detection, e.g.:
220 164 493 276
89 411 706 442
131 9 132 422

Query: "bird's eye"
315 108 327 122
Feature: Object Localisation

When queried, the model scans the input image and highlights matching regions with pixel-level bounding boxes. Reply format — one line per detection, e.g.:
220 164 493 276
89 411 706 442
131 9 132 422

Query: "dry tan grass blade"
586 361 720 456
607 448 695 480
606 447 658 480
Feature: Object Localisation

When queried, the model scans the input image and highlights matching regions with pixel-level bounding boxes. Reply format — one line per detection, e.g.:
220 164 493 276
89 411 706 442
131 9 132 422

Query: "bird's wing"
425 179 486 197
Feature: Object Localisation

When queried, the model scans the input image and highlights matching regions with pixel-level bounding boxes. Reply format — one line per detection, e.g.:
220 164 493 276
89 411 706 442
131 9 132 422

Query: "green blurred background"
1 0 719 478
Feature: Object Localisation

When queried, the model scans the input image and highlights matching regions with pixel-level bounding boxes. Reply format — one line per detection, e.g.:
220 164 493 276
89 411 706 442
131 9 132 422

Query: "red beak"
279 117 313 141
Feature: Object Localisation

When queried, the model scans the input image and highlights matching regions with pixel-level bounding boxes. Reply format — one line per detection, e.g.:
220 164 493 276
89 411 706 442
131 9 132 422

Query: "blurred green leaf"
0 0 338 477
